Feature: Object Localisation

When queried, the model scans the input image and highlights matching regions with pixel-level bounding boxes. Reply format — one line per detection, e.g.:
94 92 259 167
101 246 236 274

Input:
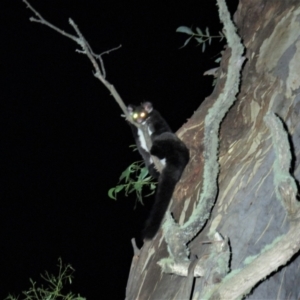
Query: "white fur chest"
137 127 152 152
137 126 166 166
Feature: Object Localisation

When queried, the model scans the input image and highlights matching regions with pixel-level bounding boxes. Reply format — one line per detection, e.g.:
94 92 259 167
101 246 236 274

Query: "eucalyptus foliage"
176 26 225 51
108 161 156 204
5 258 85 300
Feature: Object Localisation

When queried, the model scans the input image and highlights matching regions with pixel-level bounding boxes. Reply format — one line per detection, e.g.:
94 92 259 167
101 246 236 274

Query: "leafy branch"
108 161 156 204
176 26 225 52
5 258 85 300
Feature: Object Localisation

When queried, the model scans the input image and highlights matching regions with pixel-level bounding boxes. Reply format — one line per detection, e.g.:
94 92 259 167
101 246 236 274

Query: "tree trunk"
125 0 300 299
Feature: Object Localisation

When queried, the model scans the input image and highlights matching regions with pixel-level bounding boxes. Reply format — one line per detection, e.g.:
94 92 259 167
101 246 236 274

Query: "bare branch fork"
22 0 157 174
22 0 127 117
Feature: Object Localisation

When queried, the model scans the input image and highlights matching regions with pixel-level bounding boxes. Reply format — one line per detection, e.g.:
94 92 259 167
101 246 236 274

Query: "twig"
131 238 140 256
23 0 78 43
94 45 122 78
23 0 129 119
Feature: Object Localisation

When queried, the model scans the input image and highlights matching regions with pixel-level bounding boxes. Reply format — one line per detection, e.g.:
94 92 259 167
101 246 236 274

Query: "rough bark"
125 0 300 299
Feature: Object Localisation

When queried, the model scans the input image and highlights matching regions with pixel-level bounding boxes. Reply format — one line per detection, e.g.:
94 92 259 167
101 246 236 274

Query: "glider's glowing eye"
140 112 146 118
133 113 138 119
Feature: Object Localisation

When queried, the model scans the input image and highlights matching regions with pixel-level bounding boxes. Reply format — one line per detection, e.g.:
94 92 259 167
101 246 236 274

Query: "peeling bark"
125 0 300 299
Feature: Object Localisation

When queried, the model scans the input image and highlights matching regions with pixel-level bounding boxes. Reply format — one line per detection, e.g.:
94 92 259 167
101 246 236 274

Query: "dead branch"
23 0 128 118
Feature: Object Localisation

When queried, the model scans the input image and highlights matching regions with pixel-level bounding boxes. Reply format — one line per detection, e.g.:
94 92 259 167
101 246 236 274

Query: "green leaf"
180 36 193 49
119 166 131 182
139 167 149 180
145 190 155 197
134 182 143 192
115 184 125 193
128 185 136 194
176 26 194 35
205 27 210 36
150 183 156 190
129 144 138 150
108 160 156 204
196 27 203 35
202 42 206 52
142 176 153 182
108 187 116 200
195 37 203 44
128 163 136 173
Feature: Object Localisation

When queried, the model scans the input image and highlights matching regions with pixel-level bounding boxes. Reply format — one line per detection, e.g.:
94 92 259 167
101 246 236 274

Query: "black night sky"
2 0 238 299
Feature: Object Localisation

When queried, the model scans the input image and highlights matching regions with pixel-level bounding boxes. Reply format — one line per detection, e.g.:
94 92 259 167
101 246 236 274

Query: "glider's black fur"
127 102 189 239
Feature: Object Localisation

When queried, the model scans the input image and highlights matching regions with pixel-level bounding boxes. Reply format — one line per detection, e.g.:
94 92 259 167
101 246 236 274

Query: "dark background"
1 0 238 298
